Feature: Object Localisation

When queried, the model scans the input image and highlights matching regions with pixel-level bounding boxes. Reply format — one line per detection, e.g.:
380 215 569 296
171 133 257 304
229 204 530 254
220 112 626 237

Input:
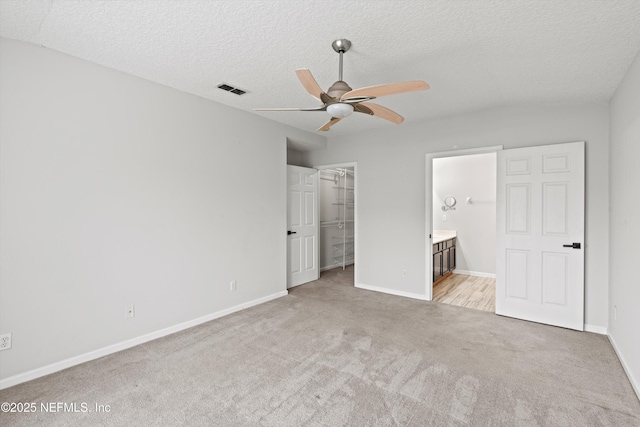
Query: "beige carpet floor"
1 265 639 426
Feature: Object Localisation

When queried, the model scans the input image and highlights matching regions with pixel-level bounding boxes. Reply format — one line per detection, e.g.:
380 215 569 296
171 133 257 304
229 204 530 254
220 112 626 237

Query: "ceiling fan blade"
296 68 325 101
317 117 341 131
341 80 430 101
356 102 404 124
253 106 326 112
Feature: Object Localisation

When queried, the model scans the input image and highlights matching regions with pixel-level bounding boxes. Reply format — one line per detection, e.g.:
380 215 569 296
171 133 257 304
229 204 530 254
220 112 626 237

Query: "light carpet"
1 266 638 426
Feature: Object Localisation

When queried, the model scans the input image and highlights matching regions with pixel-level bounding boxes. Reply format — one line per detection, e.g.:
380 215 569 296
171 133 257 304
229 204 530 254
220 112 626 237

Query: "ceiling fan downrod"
332 39 351 82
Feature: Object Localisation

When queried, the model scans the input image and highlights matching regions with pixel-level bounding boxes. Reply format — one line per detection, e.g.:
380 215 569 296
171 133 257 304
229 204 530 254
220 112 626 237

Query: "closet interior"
319 167 355 271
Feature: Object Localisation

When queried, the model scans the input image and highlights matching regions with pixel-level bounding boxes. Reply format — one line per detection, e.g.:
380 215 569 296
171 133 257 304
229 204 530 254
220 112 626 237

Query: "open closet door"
287 165 319 288
496 141 585 330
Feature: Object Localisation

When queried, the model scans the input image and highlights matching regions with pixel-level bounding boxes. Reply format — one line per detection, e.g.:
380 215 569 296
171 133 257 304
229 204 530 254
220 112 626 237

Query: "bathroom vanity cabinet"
433 231 456 282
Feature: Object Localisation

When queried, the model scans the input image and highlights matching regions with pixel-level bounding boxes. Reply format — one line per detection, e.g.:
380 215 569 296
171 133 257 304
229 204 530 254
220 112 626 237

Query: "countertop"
433 230 457 244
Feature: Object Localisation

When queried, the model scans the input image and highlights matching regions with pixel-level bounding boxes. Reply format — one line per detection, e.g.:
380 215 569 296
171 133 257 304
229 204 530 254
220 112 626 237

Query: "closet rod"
320 168 354 176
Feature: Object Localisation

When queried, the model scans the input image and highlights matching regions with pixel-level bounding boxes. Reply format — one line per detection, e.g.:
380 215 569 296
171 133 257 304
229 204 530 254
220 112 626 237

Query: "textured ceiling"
2 0 640 139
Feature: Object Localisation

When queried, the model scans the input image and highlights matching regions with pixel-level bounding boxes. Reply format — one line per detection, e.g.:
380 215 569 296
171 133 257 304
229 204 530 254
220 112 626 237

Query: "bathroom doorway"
431 152 496 312
425 147 500 311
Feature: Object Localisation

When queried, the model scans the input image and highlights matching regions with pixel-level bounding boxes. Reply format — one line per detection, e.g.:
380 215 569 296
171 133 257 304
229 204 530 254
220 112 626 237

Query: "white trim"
429 146 505 158
584 324 607 335
356 282 428 301
451 269 496 279
0 290 288 390
608 334 640 401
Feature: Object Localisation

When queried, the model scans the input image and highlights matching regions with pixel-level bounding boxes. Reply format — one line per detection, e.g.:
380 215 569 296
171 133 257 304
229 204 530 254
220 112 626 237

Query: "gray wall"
304 104 610 330
0 38 324 381
287 148 304 166
609 50 640 396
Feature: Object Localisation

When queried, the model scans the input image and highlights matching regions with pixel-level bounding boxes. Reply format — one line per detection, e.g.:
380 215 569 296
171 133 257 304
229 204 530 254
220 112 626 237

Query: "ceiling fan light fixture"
326 103 354 119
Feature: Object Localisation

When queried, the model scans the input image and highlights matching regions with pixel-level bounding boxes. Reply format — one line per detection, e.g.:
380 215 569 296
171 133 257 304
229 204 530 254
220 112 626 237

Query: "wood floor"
433 273 496 312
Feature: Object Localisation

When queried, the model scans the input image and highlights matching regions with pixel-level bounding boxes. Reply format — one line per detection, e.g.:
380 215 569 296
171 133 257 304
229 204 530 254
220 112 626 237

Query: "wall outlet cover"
0 333 12 350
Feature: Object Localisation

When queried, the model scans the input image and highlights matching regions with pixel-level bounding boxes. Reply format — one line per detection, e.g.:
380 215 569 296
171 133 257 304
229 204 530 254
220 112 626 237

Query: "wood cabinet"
433 251 443 281
433 237 456 282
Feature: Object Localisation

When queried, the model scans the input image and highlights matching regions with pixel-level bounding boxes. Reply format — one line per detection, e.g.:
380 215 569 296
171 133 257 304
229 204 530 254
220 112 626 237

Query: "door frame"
314 161 358 285
425 146 503 300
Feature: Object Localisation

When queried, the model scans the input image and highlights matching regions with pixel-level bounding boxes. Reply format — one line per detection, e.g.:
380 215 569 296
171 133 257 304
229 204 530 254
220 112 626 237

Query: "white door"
287 165 319 288
496 141 585 330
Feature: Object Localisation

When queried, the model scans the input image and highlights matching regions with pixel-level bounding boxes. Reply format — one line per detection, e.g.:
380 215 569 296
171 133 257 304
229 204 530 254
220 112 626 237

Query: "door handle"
287 231 297 235
563 243 581 249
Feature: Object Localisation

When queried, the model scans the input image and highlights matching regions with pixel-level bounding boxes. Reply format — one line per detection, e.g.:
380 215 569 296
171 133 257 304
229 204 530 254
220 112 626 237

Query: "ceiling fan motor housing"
327 80 352 99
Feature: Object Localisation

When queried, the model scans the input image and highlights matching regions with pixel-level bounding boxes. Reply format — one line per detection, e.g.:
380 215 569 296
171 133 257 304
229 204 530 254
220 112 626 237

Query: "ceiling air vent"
217 83 248 96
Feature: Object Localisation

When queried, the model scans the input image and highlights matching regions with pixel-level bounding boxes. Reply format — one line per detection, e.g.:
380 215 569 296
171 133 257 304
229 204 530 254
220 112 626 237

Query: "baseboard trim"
584 324 607 335
0 290 288 390
356 283 428 301
608 334 640 401
452 269 496 279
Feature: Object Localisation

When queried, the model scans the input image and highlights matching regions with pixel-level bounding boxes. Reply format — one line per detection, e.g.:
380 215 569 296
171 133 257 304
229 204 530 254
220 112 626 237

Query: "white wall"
609 50 640 396
304 104 609 329
0 38 325 383
433 153 496 276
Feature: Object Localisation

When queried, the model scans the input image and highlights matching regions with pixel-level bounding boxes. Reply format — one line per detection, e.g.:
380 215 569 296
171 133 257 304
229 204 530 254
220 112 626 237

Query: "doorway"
430 152 497 312
426 142 586 330
425 146 502 302
316 162 357 286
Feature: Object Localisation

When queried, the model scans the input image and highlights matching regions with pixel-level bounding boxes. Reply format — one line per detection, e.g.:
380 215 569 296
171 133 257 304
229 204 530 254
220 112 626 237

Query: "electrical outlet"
0 333 11 351
230 280 237 291
402 269 407 278
442 214 447 222
125 305 135 319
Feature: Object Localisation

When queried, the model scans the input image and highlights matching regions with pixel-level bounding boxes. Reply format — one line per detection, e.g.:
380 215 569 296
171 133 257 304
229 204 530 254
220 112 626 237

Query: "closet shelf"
332 235 354 240
333 242 354 248
320 220 354 228
333 253 354 263
321 168 354 177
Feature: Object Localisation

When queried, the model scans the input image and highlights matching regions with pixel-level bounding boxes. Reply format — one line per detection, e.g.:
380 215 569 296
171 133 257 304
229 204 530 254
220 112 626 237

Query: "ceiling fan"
254 39 430 131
